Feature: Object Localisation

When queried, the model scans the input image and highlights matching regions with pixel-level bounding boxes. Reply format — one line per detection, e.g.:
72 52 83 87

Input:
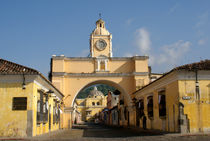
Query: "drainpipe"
195 70 202 132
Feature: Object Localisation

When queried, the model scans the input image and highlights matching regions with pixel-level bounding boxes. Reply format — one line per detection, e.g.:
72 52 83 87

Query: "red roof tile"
0 58 64 97
174 59 210 71
0 58 39 74
133 60 210 95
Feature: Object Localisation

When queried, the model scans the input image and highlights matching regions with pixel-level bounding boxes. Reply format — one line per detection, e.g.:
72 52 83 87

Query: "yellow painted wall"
135 59 149 72
134 70 210 133
33 83 60 136
137 80 179 132
65 60 95 73
0 78 62 137
0 82 33 137
108 60 134 73
179 80 210 132
75 96 107 121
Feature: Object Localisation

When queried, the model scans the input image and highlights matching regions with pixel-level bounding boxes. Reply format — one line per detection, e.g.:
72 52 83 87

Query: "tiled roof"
174 59 210 71
0 58 39 74
0 58 64 97
133 60 210 95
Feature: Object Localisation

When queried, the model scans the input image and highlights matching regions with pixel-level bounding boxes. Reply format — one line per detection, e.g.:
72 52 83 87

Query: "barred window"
147 96 153 118
12 97 27 110
37 100 40 113
159 90 166 117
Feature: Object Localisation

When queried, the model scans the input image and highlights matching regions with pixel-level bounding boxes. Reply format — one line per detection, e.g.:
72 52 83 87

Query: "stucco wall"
179 79 210 133
0 82 33 137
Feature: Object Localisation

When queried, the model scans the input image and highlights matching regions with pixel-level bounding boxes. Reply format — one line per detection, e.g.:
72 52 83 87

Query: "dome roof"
89 86 104 98
91 18 110 35
92 28 110 35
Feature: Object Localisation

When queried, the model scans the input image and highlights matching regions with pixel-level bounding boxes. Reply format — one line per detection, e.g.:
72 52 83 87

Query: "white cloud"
135 28 151 55
126 27 191 72
156 40 191 69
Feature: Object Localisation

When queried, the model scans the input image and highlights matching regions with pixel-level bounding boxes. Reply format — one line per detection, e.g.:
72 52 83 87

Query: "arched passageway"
72 80 132 107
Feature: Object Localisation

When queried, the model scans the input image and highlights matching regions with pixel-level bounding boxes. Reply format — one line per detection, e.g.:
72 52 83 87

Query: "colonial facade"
0 59 64 137
133 60 210 133
75 87 107 122
50 18 151 128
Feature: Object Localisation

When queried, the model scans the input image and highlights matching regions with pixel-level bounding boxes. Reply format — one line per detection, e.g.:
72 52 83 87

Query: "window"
37 90 44 123
100 61 105 70
124 107 127 120
96 59 108 72
92 102 95 106
43 102 48 123
37 90 48 123
53 100 60 124
139 99 144 118
86 111 91 115
97 102 100 105
12 97 27 110
147 96 153 118
158 91 166 117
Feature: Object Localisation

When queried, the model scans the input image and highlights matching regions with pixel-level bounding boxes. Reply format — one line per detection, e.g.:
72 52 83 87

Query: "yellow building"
0 59 64 137
50 18 150 128
75 86 107 122
133 60 210 133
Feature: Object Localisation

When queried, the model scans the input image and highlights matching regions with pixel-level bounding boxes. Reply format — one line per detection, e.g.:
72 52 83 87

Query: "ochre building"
0 59 64 137
75 86 107 122
133 60 210 133
50 18 151 128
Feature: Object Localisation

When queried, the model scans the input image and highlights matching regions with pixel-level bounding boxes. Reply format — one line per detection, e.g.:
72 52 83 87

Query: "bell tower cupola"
90 18 112 58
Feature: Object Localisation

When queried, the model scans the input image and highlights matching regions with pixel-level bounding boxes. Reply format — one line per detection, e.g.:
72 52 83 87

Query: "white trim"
137 75 178 96
105 60 108 71
34 80 48 92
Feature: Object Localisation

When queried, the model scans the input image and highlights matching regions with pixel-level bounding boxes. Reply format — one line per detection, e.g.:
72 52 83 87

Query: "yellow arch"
71 79 132 107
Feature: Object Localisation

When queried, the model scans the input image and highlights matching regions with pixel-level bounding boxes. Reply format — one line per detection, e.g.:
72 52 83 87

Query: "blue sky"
0 0 209 76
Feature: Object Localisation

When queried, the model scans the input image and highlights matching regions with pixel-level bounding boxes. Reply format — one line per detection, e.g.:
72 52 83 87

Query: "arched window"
97 102 100 105
92 102 95 106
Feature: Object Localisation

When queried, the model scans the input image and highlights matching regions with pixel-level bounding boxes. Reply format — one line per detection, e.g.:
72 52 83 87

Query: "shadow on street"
73 123 167 138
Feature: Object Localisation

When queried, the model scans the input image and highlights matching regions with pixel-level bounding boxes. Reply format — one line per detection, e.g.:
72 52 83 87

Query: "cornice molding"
52 72 149 77
52 56 149 61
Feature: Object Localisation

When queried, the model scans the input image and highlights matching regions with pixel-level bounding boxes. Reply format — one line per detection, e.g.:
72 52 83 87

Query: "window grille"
147 96 153 118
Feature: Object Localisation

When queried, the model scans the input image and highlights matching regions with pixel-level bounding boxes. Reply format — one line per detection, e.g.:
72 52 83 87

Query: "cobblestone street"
2 123 207 141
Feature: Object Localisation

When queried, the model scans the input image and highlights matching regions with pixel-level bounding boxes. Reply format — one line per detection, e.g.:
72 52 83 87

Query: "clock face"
96 39 107 51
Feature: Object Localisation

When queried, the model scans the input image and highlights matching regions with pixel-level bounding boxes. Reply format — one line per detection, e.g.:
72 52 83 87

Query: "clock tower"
90 18 112 58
